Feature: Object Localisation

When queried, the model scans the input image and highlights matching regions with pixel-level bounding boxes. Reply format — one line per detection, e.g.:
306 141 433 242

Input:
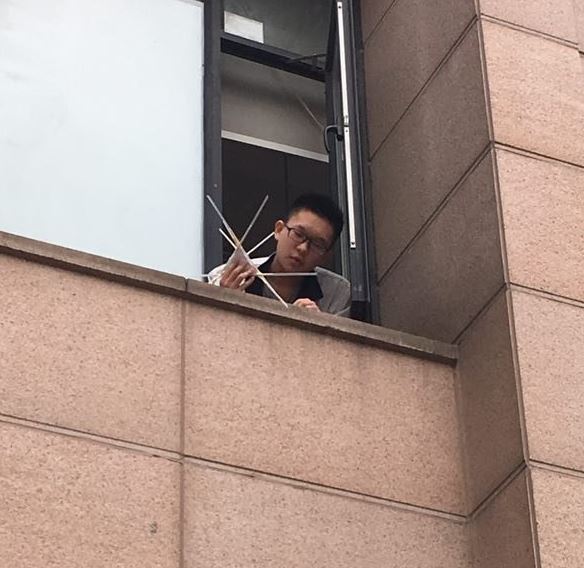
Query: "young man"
208 194 352 317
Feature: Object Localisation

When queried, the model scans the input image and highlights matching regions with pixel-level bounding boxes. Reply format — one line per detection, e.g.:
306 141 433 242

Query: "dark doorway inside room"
222 139 338 270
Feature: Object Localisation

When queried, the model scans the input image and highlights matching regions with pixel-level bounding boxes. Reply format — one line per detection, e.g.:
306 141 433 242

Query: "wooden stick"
254 272 316 277
240 194 269 245
247 231 274 256
206 194 240 245
206 194 289 308
219 228 237 250
202 272 316 279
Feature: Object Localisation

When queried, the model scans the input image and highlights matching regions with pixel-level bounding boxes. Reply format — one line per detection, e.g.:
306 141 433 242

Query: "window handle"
323 124 343 153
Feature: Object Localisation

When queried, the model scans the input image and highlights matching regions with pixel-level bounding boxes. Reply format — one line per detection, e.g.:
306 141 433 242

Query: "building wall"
1 1 583 565
362 0 498 343
0 237 468 567
362 0 584 566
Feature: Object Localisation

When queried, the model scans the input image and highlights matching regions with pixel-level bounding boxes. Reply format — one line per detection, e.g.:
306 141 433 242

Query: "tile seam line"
506 285 543 567
180 301 187 455
480 13 579 48
3 410 482 522
476 9 513 293
452 356 473 520
178 300 186 568
369 14 478 161
0 413 181 461
530 460 584 480
362 0 401 47
377 143 492 285
183 455 466 523
451 281 506 345
494 142 584 172
526 466 544 568
510 282 584 308
467 461 527 520
475 5 496 144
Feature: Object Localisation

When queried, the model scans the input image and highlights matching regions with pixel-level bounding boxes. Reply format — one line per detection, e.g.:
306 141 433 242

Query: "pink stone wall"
1 0 582 565
362 0 498 343
479 3 584 565
185 305 465 513
362 0 584 565
0 249 468 567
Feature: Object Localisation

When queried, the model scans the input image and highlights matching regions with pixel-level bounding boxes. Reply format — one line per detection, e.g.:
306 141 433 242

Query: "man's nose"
296 240 310 254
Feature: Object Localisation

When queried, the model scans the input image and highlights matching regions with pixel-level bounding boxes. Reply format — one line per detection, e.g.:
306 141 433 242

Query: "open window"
0 0 372 316
204 0 373 319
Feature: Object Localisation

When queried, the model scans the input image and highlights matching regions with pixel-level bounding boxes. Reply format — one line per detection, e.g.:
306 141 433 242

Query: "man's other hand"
293 298 320 311
220 263 256 290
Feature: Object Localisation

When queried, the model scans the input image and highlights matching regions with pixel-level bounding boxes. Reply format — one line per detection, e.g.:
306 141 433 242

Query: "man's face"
273 209 335 273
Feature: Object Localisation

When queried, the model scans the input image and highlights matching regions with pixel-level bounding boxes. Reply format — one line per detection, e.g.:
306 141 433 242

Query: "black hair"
287 193 344 245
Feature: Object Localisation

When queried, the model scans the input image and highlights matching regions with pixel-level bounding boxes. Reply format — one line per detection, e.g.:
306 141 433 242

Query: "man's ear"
274 220 285 240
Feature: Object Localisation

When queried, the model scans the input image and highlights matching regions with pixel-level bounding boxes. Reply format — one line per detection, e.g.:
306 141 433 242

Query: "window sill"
0 230 457 365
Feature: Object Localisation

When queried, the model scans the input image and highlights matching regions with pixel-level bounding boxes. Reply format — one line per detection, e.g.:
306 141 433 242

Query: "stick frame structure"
205 195 320 308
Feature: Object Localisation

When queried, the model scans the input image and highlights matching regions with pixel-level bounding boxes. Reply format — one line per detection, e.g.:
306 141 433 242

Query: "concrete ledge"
0 230 186 295
186 279 458 364
0 230 457 364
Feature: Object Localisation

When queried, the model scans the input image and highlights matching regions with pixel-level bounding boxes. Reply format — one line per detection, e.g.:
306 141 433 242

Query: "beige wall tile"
364 0 475 154
361 0 395 42
0 422 180 568
184 463 469 568
512 291 584 471
574 0 584 49
378 152 503 342
531 467 584 568
0 255 182 450
371 25 489 275
470 471 536 568
184 304 466 514
497 150 584 302
480 0 577 42
458 291 523 510
483 21 584 166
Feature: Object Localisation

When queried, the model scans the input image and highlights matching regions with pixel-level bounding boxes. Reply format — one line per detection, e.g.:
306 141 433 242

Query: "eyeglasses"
284 224 330 256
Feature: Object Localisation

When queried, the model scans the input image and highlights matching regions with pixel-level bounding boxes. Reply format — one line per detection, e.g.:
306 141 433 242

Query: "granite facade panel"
458 291 523 510
184 303 466 514
470 471 535 568
378 152 503 342
512 291 584 471
371 25 489 276
0 422 180 568
497 149 584 302
364 0 475 154
360 0 396 42
184 463 469 568
0 254 182 450
531 467 584 568
480 0 577 42
483 21 584 166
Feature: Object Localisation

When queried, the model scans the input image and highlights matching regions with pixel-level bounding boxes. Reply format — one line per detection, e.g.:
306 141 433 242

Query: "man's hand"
220 263 257 290
293 298 320 311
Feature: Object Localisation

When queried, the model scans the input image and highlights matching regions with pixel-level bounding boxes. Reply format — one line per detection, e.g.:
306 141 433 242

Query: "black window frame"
202 0 379 322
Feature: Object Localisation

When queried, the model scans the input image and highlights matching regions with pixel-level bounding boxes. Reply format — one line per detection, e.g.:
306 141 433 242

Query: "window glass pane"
223 0 331 56
0 0 204 277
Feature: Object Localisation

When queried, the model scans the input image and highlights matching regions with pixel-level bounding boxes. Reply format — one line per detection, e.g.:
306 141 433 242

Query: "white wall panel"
0 0 204 277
